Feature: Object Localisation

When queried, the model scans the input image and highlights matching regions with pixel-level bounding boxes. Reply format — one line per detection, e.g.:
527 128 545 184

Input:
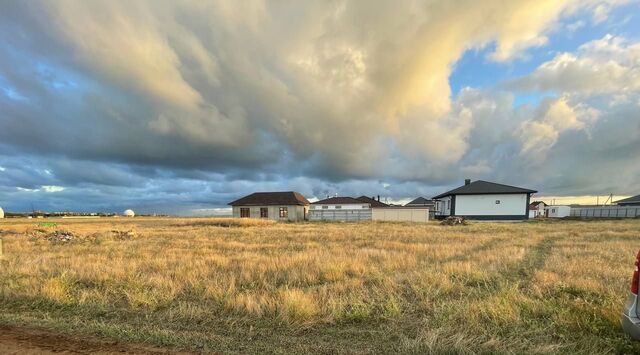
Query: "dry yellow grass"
0 217 639 354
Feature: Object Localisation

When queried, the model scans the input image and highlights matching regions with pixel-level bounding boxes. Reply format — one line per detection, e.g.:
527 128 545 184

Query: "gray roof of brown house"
615 194 640 205
228 191 309 206
432 180 537 200
405 197 435 206
356 196 389 207
312 196 366 205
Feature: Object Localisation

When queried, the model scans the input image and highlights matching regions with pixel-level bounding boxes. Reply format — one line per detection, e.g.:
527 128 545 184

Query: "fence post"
0 238 3 259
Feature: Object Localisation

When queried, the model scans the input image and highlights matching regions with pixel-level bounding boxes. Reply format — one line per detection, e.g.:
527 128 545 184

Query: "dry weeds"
0 217 639 354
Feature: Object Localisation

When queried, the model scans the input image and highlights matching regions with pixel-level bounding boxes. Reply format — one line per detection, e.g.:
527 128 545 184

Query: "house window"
552 208 556 213
279 207 288 218
335 205 342 209
495 200 501 204
260 208 268 218
322 206 328 209
447 200 450 210
240 208 250 218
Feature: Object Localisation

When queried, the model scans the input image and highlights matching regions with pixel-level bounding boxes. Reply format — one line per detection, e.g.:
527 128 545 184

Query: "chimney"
377 195 380 201
465 179 471 185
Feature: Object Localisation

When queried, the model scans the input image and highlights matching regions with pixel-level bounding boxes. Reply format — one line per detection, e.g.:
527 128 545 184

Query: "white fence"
570 206 640 218
309 209 372 221
372 208 429 222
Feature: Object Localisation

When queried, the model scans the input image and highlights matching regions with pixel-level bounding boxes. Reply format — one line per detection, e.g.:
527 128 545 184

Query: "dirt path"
0 325 192 354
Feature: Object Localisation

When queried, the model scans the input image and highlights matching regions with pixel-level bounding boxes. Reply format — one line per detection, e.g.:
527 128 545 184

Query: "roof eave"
432 190 537 200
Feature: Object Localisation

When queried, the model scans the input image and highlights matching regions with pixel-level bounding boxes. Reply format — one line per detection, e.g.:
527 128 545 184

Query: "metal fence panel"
569 206 639 218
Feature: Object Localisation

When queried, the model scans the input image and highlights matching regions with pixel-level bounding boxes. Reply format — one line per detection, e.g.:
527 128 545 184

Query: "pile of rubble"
440 216 468 226
27 229 136 244
43 230 77 243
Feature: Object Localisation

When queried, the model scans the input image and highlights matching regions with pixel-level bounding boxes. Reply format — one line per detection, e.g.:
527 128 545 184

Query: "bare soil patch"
0 325 190 354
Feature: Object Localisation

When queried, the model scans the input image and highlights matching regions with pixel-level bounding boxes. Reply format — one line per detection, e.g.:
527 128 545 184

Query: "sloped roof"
529 201 547 209
405 197 435 206
228 191 309 206
432 180 537 199
356 196 389 207
615 194 640 204
312 196 366 205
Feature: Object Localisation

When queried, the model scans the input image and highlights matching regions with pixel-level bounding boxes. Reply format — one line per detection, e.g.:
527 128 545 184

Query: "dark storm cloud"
0 1 638 214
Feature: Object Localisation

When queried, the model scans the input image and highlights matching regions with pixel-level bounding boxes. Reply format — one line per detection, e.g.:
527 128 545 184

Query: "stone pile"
27 229 136 244
43 230 77 243
440 216 467 226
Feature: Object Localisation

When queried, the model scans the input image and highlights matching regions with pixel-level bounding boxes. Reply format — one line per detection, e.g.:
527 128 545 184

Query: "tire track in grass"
448 234 558 300
440 236 508 264
510 235 557 290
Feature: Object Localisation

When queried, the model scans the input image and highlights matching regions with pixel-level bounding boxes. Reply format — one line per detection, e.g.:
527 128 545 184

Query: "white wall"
436 196 452 216
232 205 306 221
309 209 371 221
372 208 429 222
310 204 369 210
455 194 527 216
546 205 570 218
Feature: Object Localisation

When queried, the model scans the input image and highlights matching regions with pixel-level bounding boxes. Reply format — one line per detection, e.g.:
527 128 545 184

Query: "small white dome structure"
123 209 135 217
0 207 4 219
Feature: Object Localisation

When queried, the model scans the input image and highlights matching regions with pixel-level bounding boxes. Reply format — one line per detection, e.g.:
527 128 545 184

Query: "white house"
433 179 537 220
309 197 371 221
529 201 547 218
545 205 571 218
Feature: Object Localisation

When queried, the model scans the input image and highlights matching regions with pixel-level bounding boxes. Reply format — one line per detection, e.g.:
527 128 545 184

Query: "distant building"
356 196 389 208
545 205 571 218
529 201 547 218
0 206 4 219
615 195 640 206
405 197 436 209
228 191 309 221
309 197 371 221
433 179 537 220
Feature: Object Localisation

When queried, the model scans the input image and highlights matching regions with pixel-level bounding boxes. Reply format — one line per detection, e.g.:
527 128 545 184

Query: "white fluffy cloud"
507 34 640 95
518 97 600 161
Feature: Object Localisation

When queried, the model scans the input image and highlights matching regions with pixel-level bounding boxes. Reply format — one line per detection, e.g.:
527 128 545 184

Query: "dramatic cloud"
507 34 640 95
0 0 638 213
517 96 600 160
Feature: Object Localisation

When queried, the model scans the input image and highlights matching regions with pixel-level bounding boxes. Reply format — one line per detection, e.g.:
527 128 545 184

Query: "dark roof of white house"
405 197 435 206
228 191 309 206
615 194 640 204
432 180 537 199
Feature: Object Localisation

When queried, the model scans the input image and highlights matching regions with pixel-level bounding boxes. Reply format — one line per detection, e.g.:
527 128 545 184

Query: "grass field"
1 217 639 354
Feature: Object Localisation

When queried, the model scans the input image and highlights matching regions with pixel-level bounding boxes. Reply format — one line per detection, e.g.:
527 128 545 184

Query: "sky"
0 0 639 215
